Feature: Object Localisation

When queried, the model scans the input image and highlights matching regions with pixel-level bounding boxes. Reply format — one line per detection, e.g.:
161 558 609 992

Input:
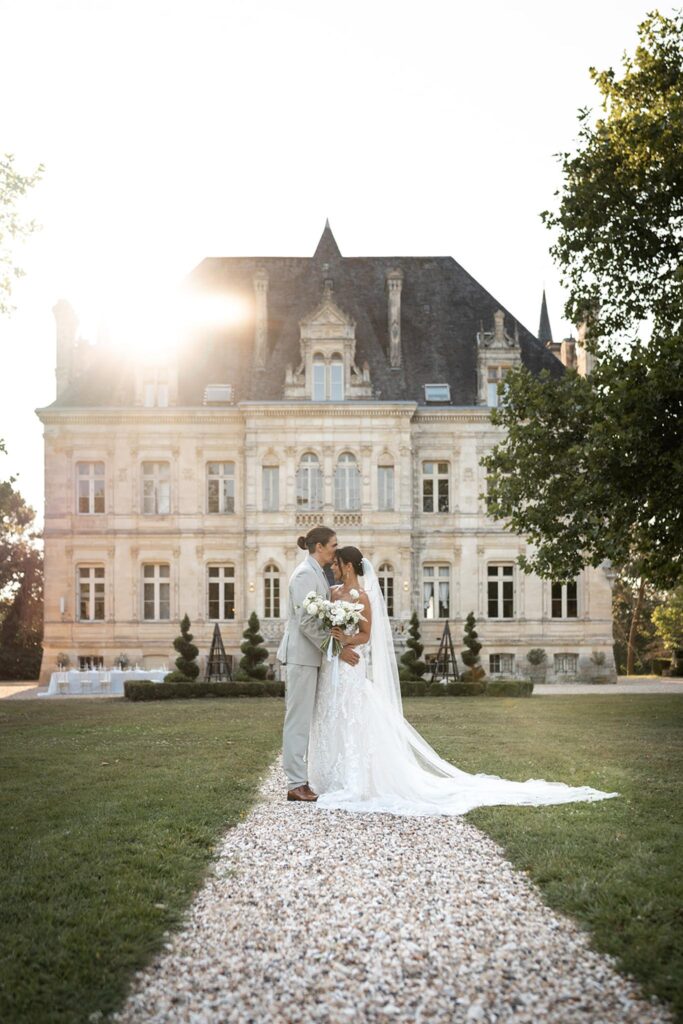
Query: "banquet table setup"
44 668 168 697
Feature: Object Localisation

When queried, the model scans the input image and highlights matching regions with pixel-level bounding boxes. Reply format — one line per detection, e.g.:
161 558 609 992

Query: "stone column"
386 269 403 368
253 271 269 369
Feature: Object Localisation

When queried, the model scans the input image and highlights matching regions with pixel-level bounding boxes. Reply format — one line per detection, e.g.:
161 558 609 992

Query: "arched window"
378 562 394 617
334 452 360 511
296 453 323 510
264 563 281 618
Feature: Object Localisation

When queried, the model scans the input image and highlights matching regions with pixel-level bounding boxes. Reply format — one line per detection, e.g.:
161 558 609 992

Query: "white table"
45 668 168 696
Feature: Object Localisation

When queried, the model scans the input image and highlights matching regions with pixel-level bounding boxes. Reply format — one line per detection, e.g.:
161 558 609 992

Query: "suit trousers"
282 663 319 787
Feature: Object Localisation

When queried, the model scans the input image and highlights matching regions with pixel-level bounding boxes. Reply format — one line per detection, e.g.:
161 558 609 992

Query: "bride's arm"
331 593 372 647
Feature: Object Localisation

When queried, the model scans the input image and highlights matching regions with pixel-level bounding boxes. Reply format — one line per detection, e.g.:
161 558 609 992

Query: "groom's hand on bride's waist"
339 647 360 666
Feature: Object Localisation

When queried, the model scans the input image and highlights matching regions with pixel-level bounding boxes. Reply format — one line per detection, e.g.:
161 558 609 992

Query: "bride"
307 545 619 816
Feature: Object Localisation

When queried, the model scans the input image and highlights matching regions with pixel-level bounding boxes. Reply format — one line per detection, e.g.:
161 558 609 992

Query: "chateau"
36 223 617 683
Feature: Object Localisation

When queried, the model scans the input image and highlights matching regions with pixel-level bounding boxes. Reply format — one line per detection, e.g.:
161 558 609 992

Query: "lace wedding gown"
306 565 619 817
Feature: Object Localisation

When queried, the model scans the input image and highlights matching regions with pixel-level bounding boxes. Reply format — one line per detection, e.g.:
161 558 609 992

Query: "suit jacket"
276 555 330 666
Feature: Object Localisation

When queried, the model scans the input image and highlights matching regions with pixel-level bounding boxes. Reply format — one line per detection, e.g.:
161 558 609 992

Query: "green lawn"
405 695 683 1021
1 695 681 1023
0 699 284 1024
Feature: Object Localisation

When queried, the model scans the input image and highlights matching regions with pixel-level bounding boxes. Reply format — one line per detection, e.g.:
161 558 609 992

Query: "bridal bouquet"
302 591 365 657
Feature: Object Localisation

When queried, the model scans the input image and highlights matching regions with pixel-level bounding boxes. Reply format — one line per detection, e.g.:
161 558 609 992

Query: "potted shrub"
56 652 70 670
525 648 547 684
164 614 200 683
588 650 612 684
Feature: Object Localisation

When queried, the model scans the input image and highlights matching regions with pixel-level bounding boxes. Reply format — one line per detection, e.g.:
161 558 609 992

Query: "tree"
399 612 427 681
164 614 200 682
612 574 664 675
0 546 43 680
237 611 269 681
1 153 44 317
461 612 485 681
482 12 683 591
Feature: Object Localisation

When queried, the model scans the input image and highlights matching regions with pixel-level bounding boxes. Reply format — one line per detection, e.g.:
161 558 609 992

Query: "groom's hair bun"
299 526 336 553
336 545 364 576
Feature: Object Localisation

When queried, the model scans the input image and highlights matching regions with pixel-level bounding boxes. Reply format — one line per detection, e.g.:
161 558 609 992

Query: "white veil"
360 558 403 718
360 557 473 780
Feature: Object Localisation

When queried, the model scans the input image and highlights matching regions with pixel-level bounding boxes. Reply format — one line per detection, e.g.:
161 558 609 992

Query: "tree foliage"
0 153 44 317
541 11 683 349
482 12 683 590
612 574 664 674
399 612 427 681
652 587 683 654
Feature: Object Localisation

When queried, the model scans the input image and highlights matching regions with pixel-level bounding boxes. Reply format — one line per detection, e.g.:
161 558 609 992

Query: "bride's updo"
336 546 364 576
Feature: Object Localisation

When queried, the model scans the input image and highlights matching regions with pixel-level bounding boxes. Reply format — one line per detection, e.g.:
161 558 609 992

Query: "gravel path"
110 759 671 1024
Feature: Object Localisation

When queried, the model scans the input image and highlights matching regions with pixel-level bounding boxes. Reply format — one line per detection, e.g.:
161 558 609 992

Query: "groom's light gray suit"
277 554 330 788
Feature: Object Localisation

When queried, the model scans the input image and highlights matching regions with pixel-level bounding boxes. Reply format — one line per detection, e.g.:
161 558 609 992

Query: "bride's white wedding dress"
307 561 619 817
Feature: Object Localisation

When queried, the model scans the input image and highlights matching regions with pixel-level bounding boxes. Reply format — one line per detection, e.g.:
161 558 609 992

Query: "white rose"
349 588 359 600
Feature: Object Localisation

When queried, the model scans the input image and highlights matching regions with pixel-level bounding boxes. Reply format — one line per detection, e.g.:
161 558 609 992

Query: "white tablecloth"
46 669 167 696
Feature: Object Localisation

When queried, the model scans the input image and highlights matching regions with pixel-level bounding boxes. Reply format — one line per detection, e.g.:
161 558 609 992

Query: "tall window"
423 564 450 619
487 365 510 407
422 461 449 513
143 564 170 620
264 563 281 618
488 564 514 618
142 462 170 514
143 367 169 407
312 354 344 401
551 581 578 618
378 563 394 617
207 462 235 514
77 566 105 621
296 453 323 510
377 465 395 511
334 453 361 511
489 653 514 675
262 465 279 512
77 462 105 514
555 653 578 675
208 565 235 620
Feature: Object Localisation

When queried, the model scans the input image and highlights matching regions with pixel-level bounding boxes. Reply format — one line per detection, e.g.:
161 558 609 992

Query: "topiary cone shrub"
461 611 486 681
164 614 200 682
399 612 427 682
236 611 269 681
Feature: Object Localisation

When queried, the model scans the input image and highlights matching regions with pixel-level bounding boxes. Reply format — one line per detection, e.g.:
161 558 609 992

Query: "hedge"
124 680 285 701
400 680 486 697
484 678 534 697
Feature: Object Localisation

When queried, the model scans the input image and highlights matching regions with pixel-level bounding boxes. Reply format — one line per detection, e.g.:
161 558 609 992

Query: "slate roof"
50 223 563 408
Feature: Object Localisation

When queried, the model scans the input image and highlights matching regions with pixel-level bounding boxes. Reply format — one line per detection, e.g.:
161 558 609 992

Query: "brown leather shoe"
287 784 318 802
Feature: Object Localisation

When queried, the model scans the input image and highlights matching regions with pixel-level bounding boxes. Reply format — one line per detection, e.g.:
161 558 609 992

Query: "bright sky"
0 0 656 525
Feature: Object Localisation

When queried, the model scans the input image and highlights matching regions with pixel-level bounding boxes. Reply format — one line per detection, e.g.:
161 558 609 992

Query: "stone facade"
36 225 617 683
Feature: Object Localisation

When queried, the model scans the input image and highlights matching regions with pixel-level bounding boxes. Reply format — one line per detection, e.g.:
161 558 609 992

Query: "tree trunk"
626 577 646 676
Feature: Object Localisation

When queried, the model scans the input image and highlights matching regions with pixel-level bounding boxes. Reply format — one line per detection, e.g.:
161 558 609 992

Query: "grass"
1 695 681 1023
404 695 683 1020
0 698 284 1024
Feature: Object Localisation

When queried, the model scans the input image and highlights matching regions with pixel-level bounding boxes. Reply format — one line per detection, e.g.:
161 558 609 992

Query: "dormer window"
312 353 344 401
144 367 169 407
424 383 450 403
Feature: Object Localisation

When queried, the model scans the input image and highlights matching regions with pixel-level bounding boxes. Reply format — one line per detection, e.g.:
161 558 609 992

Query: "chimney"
253 270 269 369
575 321 594 376
386 268 403 368
53 300 78 398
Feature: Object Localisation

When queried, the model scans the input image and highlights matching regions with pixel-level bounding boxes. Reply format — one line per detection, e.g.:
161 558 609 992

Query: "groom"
276 525 359 802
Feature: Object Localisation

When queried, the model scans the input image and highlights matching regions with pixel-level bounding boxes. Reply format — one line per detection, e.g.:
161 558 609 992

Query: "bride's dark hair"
336 546 364 577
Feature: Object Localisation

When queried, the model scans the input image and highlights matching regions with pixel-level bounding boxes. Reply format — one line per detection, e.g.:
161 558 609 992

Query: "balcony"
295 512 362 528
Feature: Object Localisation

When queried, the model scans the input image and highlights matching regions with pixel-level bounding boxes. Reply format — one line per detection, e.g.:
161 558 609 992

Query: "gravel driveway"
110 759 671 1024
